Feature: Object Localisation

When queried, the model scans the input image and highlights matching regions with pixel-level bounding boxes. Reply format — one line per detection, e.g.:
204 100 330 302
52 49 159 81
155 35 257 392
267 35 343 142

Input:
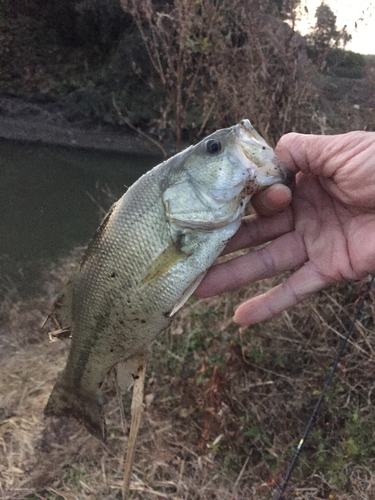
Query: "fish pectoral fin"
141 242 188 287
169 271 207 317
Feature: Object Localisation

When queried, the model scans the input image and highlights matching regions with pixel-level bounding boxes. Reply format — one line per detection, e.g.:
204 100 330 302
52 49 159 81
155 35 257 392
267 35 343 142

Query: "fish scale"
45 120 294 441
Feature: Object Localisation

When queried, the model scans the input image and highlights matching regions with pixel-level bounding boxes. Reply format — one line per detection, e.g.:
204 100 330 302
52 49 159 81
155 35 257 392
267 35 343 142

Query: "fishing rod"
273 274 375 500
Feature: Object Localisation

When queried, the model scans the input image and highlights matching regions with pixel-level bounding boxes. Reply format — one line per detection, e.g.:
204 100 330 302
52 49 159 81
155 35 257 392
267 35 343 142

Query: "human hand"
196 131 375 325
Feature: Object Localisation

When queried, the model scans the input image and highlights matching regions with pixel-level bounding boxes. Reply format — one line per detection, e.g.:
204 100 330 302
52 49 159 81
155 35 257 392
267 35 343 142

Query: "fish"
44 119 294 441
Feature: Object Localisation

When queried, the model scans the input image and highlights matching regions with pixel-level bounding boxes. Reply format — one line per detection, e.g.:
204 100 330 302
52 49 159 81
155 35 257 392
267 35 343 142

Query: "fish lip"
235 119 295 188
235 119 269 149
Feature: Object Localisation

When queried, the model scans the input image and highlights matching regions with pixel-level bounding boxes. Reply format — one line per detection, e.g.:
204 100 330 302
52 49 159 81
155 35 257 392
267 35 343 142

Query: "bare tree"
121 0 312 146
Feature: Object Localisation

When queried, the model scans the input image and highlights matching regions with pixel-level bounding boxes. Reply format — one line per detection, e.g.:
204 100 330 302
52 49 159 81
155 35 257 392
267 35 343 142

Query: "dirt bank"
0 96 162 155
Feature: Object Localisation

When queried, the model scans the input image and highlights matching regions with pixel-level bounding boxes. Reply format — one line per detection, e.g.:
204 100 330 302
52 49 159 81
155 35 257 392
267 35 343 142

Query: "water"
0 138 161 297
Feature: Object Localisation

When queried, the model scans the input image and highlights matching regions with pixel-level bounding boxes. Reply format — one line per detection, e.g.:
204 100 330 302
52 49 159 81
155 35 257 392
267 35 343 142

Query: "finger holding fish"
234 263 329 325
196 227 306 298
250 182 293 217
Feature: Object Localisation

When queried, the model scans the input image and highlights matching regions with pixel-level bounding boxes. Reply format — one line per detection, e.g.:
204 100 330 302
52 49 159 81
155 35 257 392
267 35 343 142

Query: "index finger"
251 183 293 217
223 206 293 255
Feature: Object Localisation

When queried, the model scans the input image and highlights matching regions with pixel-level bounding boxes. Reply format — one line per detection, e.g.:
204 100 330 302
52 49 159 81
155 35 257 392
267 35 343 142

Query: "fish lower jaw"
246 167 257 176
255 171 287 188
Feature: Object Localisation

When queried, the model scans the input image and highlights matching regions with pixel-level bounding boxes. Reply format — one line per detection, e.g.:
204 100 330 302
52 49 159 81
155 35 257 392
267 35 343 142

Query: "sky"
295 0 375 54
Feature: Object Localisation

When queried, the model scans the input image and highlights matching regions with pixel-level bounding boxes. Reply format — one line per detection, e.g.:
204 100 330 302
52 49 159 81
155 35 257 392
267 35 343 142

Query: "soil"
0 96 161 155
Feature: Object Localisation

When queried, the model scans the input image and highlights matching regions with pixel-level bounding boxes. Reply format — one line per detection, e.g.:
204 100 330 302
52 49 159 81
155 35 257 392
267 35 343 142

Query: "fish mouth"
236 119 294 189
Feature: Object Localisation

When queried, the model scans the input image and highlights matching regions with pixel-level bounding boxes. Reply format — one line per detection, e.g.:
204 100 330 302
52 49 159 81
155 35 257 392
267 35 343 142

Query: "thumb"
275 131 374 179
275 132 317 175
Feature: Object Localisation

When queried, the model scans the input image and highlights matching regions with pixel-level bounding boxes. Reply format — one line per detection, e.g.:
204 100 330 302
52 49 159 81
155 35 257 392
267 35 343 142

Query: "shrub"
120 0 312 146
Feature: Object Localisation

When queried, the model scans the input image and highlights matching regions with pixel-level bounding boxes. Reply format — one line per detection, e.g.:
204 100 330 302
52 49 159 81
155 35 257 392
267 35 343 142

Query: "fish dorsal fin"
51 279 74 330
48 203 118 334
141 242 188 287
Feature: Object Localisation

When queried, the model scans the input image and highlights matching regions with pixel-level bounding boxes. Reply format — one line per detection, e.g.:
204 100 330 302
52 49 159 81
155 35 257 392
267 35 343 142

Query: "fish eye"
205 139 222 155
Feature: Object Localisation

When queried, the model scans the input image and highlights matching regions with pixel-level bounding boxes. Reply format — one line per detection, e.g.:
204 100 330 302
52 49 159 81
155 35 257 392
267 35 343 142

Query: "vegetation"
0 252 375 499
0 1 375 499
305 3 351 71
0 0 374 150
119 0 312 146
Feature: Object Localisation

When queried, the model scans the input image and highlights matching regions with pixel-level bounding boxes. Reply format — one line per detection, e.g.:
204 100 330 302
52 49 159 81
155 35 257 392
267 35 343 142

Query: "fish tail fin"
44 373 107 442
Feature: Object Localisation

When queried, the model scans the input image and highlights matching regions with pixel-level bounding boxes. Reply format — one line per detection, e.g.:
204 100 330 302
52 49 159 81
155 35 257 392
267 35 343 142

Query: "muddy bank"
0 96 162 155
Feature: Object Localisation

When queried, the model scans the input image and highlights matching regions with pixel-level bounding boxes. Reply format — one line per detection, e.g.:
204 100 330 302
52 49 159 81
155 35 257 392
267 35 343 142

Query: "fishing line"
274 274 375 500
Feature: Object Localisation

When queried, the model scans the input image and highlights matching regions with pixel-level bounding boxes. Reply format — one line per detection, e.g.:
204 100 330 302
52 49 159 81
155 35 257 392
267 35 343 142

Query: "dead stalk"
122 357 147 500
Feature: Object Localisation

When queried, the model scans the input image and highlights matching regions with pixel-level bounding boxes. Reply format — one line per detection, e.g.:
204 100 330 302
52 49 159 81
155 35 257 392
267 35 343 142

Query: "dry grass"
0 252 374 500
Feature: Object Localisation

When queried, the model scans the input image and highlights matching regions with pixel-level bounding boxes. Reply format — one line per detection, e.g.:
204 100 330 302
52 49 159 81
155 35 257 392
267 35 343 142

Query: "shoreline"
0 96 163 156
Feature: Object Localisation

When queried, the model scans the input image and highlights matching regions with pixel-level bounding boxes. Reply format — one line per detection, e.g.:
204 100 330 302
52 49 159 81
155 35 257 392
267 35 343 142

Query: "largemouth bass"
45 120 293 441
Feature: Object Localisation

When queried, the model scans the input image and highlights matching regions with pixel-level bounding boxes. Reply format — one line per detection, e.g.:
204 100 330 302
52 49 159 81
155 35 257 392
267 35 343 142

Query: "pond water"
0 138 160 297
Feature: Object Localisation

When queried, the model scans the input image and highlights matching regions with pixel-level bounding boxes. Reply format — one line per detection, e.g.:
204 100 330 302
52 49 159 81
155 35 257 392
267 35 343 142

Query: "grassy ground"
0 250 374 500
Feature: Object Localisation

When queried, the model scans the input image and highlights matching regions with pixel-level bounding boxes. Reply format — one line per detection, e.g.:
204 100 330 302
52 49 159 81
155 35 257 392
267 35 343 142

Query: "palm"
196 131 375 324
291 173 375 282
